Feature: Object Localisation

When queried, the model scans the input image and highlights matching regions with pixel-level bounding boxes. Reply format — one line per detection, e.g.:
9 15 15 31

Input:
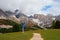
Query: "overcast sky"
0 0 60 16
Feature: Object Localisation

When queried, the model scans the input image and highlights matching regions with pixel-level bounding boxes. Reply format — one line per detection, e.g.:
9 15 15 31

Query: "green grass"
33 29 60 40
0 31 33 40
0 29 60 40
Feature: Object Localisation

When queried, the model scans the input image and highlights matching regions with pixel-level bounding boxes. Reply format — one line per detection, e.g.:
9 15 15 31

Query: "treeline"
0 19 20 33
51 20 60 29
0 19 40 33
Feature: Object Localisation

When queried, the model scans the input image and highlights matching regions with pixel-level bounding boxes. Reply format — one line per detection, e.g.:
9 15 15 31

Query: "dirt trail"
30 33 44 40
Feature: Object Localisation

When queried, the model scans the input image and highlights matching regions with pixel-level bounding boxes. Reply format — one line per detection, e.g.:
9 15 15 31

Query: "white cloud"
0 0 22 11
21 0 53 16
45 0 60 15
0 0 60 16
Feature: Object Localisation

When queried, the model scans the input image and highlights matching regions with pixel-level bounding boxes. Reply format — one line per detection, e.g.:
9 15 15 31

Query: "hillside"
0 19 19 26
0 19 20 32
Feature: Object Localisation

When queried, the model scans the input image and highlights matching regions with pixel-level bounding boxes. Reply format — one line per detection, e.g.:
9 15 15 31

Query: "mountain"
0 9 7 17
5 11 14 16
31 14 56 28
0 9 7 19
0 9 59 28
15 13 27 18
0 9 15 19
34 14 55 24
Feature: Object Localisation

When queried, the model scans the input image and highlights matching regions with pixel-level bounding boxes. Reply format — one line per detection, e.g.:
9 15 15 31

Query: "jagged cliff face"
34 14 55 24
0 9 19 23
0 9 15 18
0 9 7 19
0 9 27 24
0 9 6 17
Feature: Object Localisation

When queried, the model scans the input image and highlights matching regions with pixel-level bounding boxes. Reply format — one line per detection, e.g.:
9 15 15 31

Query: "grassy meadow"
0 29 60 40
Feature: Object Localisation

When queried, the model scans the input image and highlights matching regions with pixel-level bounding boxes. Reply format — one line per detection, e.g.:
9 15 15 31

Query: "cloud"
21 0 53 16
46 0 60 15
0 0 60 16
0 0 22 11
40 0 60 16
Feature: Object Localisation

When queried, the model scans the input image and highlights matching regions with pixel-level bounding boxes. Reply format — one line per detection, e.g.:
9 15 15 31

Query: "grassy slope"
0 19 19 25
0 29 60 40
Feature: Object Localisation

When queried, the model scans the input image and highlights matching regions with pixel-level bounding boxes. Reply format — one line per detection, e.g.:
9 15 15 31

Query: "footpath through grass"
0 29 60 40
